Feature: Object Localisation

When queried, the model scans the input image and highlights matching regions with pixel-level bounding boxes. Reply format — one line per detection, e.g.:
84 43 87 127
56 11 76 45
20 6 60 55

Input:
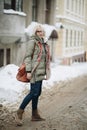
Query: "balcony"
0 11 26 44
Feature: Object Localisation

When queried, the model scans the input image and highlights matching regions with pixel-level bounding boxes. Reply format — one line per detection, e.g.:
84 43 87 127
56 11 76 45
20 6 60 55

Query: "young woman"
16 24 51 126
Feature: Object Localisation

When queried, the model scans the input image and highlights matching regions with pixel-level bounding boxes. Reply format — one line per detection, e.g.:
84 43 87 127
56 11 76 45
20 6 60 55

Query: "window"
70 30 72 47
72 30 74 47
0 48 11 67
0 49 4 67
68 30 71 47
32 0 37 21
66 0 70 10
79 31 81 46
78 31 80 46
4 0 23 11
4 0 11 9
74 31 76 46
73 0 75 13
6 48 11 65
82 0 84 16
81 31 83 45
16 0 23 11
45 0 51 24
65 29 68 47
78 0 81 15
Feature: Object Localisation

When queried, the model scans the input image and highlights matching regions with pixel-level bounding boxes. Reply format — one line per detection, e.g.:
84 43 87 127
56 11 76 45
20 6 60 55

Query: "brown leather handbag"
16 42 42 83
16 43 36 83
16 63 30 82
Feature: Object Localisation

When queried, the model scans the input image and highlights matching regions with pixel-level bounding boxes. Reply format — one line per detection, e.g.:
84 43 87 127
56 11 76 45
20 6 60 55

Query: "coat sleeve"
24 39 35 72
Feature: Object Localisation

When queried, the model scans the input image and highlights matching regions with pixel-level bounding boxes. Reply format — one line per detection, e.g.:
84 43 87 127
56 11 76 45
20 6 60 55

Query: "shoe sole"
31 118 45 121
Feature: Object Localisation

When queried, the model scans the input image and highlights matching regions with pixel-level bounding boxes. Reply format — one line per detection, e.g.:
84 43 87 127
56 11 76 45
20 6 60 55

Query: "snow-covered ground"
0 62 87 105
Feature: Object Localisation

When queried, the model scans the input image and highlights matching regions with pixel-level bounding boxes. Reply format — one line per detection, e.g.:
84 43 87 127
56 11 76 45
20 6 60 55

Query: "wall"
0 14 25 35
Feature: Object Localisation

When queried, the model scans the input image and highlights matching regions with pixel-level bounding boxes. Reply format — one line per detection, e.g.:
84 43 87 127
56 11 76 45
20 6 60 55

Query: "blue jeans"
19 80 42 110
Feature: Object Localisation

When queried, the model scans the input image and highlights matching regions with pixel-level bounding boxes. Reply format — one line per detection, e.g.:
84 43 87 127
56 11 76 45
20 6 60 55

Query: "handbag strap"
31 42 36 59
23 41 43 75
31 42 43 75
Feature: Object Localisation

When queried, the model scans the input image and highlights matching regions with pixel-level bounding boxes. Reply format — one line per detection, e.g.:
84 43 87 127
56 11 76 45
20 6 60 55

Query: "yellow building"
55 0 87 65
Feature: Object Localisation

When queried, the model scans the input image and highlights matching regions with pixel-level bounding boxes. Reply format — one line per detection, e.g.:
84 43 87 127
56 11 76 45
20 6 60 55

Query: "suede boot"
17 109 24 119
15 108 24 126
31 109 45 121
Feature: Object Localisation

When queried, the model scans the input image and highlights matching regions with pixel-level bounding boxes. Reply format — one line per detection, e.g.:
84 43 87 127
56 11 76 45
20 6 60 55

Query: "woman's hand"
27 73 32 80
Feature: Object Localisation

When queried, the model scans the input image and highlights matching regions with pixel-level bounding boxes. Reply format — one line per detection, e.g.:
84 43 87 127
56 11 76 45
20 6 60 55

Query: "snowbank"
43 62 87 87
0 64 29 104
0 62 87 104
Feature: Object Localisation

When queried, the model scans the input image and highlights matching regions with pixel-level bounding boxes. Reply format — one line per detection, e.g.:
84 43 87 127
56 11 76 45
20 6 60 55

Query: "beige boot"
15 109 24 126
31 109 45 121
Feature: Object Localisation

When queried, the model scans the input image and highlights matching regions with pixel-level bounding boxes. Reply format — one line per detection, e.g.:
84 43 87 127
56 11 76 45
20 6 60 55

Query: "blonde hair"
33 24 45 35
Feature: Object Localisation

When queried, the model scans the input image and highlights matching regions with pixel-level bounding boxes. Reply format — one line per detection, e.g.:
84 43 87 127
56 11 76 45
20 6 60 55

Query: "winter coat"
24 35 51 83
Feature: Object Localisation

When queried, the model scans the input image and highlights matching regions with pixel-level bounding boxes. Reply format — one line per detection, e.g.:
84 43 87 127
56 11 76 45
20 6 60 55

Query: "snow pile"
0 64 28 104
0 62 87 104
43 62 87 87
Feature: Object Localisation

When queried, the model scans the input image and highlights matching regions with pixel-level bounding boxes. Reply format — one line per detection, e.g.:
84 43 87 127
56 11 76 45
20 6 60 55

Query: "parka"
24 35 50 83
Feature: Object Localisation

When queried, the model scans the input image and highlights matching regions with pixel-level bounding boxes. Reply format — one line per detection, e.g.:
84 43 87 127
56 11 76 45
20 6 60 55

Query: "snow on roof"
25 22 39 36
55 22 64 29
43 24 57 39
4 9 26 16
25 21 57 40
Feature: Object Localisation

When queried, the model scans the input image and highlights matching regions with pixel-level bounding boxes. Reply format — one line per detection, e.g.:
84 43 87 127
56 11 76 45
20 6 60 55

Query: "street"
1 75 87 130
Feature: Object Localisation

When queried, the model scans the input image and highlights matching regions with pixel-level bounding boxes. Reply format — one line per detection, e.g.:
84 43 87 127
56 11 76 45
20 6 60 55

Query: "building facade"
55 0 87 64
0 0 56 67
0 0 87 67
0 0 26 67
23 0 56 26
